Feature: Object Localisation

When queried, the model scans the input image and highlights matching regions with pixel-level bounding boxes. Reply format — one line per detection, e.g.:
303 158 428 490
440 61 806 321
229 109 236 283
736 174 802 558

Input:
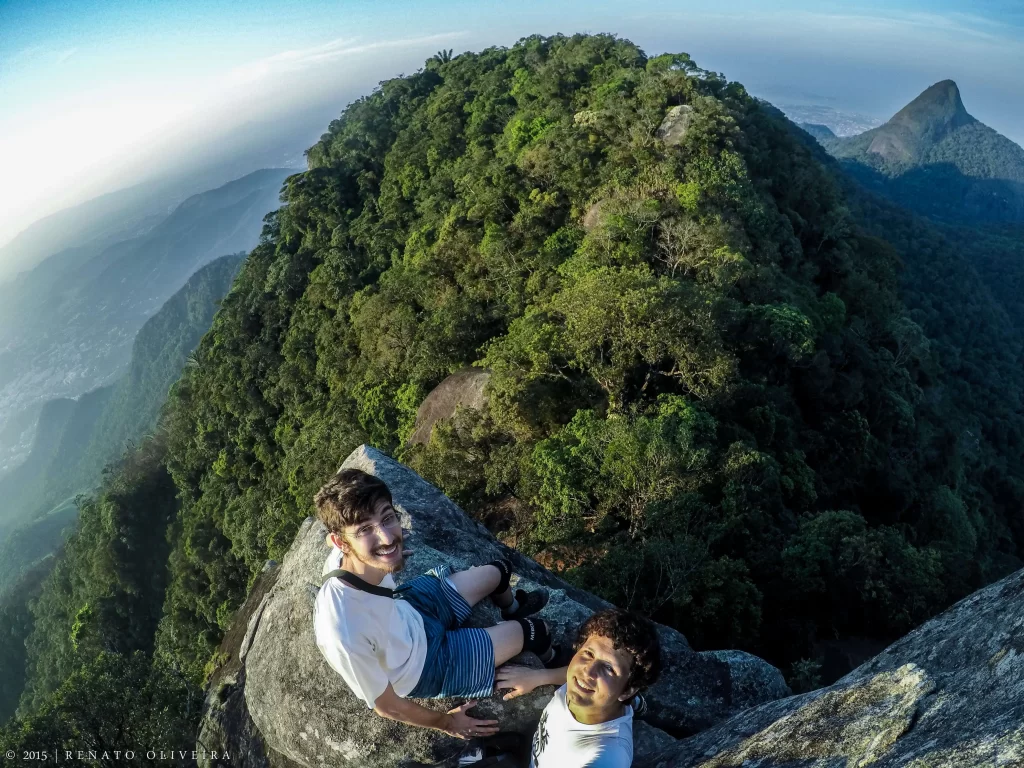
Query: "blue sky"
2 0 1024 248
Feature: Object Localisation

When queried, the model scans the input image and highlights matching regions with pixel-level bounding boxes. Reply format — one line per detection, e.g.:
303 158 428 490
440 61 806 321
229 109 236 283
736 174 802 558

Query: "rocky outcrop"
408 369 491 445
582 199 610 231
657 105 694 146
198 560 299 768
869 79 975 162
650 568 1024 767
200 445 788 767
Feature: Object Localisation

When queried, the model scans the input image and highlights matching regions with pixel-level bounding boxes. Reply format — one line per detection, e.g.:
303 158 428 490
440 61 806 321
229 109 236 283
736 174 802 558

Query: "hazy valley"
0 169 292 475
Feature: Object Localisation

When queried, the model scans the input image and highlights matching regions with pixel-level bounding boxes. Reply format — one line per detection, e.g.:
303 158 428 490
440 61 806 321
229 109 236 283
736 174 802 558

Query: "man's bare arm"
495 665 569 700
373 684 499 739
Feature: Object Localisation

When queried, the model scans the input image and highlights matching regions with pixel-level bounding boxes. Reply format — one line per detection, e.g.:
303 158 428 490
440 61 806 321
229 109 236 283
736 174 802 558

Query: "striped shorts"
396 565 496 699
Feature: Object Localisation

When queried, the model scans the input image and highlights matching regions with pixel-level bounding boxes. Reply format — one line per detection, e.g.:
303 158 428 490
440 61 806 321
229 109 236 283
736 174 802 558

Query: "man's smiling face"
340 497 405 573
566 633 636 717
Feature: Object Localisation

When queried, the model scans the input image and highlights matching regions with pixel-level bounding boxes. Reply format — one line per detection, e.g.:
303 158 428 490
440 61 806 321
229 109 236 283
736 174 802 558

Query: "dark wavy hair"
314 469 393 534
575 609 662 692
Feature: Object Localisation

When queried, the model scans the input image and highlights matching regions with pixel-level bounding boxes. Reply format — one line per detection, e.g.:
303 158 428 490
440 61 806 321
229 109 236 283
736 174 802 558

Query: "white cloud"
0 30 470 249
3 44 79 71
54 48 79 65
224 31 469 86
781 9 1016 45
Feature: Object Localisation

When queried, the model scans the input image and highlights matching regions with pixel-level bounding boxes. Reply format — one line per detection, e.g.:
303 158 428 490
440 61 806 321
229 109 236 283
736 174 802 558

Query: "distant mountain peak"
866 80 974 163
821 77 1024 224
889 80 973 135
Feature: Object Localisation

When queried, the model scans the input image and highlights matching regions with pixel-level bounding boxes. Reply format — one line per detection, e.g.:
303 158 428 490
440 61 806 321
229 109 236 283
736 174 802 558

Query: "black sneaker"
542 642 575 670
500 588 548 620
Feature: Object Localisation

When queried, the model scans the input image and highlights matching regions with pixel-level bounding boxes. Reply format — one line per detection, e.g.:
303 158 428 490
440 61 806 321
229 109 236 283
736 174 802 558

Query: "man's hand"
441 700 499 740
374 685 497 738
495 665 568 700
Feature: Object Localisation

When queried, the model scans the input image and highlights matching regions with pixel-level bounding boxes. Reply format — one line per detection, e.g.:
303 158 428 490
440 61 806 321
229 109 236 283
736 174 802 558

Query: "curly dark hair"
314 468 393 534
575 609 662 692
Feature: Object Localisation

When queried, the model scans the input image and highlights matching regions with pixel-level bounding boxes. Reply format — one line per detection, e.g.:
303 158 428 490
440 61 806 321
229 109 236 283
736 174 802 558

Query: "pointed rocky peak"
887 80 974 138
865 80 975 163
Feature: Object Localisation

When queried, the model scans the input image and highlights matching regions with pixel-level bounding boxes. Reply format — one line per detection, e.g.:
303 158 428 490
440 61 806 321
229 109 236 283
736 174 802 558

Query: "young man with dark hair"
313 468 555 740
496 609 662 768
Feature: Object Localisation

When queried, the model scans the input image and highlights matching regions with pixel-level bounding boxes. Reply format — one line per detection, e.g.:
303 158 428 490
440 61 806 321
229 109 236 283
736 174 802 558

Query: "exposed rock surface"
650 567 1024 767
408 369 491 445
201 445 787 767
582 199 610 231
198 560 301 768
657 105 694 146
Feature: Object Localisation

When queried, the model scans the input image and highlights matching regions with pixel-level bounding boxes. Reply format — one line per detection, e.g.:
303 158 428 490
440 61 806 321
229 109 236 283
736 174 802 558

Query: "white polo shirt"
530 684 633 768
313 548 429 708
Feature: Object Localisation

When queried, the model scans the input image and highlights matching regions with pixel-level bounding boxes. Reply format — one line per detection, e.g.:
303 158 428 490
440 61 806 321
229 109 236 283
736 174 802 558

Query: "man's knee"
485 558 513 595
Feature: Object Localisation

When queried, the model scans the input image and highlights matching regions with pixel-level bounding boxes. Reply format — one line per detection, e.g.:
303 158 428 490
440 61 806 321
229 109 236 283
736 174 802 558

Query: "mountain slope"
0 169 291 472
0 181 174 284
0 255 240 723
80 252 247 485
820 81 1024 223
0 392 112 534
798 123 836 142
940 222 1024 333
0 560 52 725
0 254 245 589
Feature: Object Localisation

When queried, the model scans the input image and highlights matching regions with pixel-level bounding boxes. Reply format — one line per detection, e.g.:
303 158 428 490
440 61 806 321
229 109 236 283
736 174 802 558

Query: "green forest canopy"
6 33 1024 751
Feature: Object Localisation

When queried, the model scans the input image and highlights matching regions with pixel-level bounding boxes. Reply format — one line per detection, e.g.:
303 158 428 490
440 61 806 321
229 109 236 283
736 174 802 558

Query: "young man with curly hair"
312 468 555 740
496 609 662 768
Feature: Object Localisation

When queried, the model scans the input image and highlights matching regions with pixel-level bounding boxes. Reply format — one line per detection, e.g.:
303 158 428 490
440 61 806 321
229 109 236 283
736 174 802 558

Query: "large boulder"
205 445 787 767
408 369 491 445
649 567 1024 767
198 560 301 768
582 199 610 231
656 105 694 146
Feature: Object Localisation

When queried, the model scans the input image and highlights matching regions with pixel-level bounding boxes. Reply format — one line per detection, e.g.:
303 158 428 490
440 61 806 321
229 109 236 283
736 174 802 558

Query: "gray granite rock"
648 568 1024 768
656 105 694 146
582 199 610 231
408 369 491 445
198 560 302 768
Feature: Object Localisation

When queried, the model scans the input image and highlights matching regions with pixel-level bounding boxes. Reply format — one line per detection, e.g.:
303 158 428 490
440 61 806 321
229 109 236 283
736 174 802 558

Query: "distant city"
777 104 883 136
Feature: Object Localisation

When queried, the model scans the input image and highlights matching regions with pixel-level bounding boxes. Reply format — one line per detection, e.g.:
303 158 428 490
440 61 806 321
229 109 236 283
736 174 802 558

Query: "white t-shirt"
313 548 429 708
530 684 633 768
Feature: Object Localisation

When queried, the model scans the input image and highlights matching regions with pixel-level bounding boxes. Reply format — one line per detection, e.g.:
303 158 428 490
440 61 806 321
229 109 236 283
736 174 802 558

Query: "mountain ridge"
0 169 291 474
0 253 245 599
0 109 318 283
818 80 1024 223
